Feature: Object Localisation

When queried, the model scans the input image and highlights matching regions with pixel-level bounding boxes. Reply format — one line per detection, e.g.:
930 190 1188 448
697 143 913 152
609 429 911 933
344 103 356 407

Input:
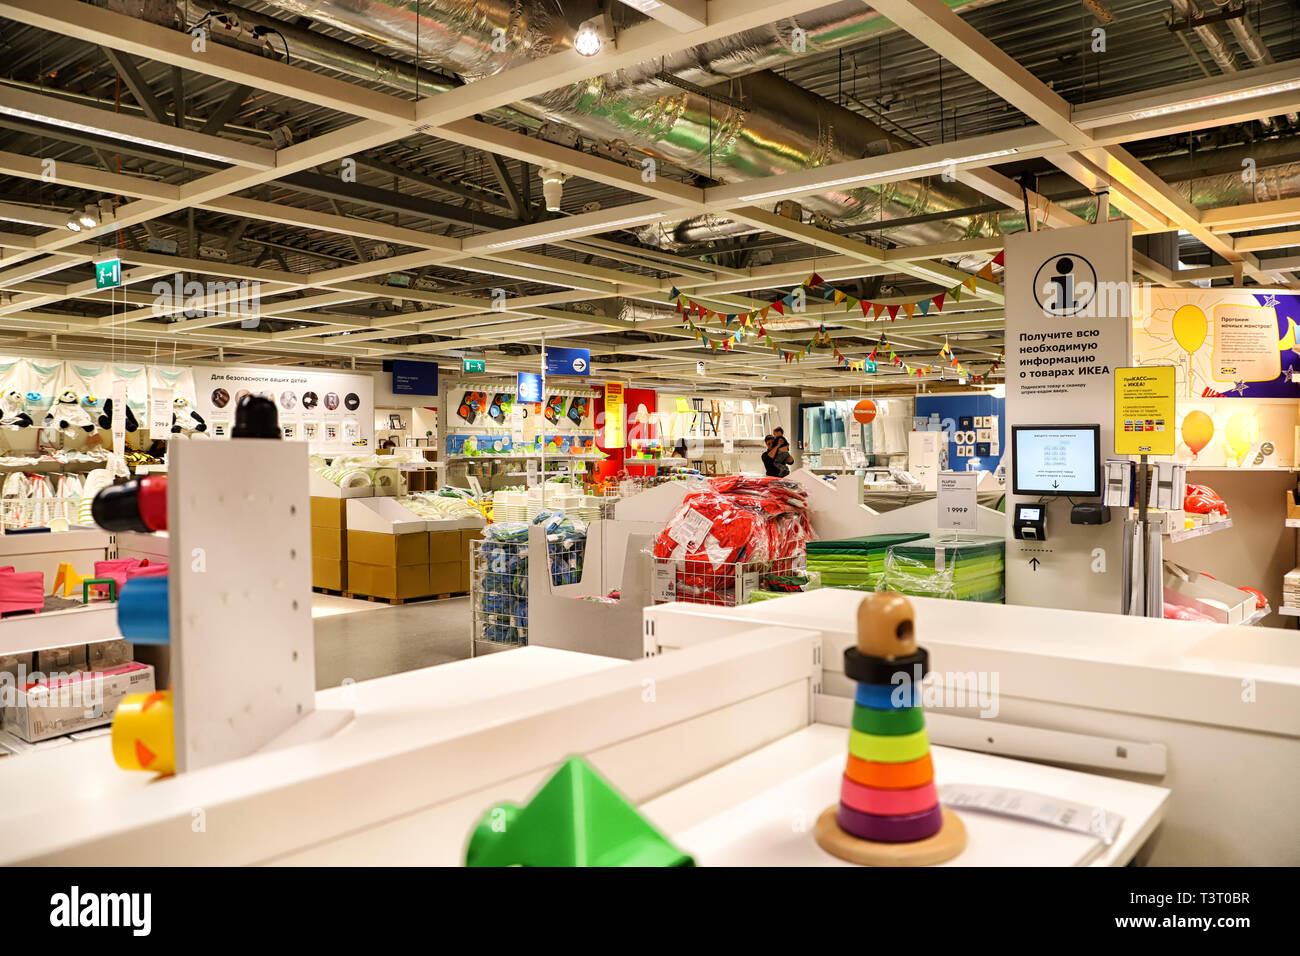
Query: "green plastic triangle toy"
465 757 694 867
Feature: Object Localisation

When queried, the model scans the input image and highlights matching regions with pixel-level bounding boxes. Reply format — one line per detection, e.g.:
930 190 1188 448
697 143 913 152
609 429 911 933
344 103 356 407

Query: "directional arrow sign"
1051 480 1059 489
1029 557 1041 571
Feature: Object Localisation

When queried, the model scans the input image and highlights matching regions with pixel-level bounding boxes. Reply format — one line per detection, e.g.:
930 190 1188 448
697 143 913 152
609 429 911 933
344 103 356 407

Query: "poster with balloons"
1135 289 1298 466
1133 288 1300 398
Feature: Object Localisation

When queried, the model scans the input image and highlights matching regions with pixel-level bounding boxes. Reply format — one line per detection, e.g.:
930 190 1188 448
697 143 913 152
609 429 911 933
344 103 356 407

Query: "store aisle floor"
313 596 473 689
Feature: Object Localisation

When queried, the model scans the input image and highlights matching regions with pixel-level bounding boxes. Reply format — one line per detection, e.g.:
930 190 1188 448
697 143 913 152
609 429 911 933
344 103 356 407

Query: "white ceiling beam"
0 0 415 124
0 85 275 169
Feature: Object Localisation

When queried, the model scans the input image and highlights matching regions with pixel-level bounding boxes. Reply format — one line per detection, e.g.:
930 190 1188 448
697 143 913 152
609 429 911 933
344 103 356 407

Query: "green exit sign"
462 358 486 374
95 258 122 290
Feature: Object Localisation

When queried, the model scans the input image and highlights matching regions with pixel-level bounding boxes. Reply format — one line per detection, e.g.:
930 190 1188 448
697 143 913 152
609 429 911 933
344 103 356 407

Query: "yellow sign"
1115 366 1176 456
603 382 625 449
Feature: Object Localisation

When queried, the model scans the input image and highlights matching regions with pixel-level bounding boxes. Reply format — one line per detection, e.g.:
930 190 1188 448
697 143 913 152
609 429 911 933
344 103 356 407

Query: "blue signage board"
388 359 439 396
516 372 543 404
544 347 590 376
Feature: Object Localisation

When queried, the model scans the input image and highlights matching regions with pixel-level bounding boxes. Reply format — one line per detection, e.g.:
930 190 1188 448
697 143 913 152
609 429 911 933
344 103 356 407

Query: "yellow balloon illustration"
1223 410 1259 464
1180 410 1214 458
1172 304 1208 354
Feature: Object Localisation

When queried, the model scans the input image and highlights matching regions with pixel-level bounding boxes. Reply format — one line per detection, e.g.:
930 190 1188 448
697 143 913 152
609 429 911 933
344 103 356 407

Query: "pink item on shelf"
0 570 44 614
94 558 143 589
0 566 14 573
128 562 168 578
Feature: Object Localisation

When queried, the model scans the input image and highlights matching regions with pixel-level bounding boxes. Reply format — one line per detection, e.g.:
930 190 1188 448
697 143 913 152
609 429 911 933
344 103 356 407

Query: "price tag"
468 476 483 497
667 507 712 551
525 459 539 486
937 471 978 532
653 562 677 602
149 388 172 438
939 784 1123 846
510 404 526 443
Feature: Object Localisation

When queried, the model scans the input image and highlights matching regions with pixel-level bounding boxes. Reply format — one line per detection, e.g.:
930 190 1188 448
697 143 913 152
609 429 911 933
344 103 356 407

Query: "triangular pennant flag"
868 347 878 361
964 276 977 293
808 272 824 287
887 305 900 321
951 356 959 368
669 286 680 299
833 289 846 305
903 303 915 319
951 285 962 303
978 263 995 282
918 299 931 316
873 303 886 320
772 300 784 315
992 250 1005 267
760 307 770 321
932 293 945 312
860 299 871 318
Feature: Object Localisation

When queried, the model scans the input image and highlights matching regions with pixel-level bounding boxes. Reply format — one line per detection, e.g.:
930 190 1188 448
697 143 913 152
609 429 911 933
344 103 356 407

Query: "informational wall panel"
1004 221 1132 613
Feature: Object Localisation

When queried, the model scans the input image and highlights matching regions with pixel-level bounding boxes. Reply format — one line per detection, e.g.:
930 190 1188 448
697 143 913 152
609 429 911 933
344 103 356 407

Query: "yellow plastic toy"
49 562 88 598
111 689 175 775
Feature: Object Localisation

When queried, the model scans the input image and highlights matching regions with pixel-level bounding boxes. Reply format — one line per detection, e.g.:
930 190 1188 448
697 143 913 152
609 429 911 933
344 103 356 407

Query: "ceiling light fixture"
737 149 1021 203
539 167 570 212
484 212 667 250
78 205 97 229
66 219 82 232
1129 78 1300 119
573 15 610 57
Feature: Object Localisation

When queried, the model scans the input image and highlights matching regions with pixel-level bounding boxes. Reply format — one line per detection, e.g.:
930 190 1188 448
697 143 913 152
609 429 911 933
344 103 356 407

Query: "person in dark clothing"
761 435 793 477
761 435 780 476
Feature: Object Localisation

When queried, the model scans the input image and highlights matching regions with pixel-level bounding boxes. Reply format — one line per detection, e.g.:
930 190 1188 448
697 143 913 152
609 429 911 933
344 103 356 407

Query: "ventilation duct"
247 0 1005 246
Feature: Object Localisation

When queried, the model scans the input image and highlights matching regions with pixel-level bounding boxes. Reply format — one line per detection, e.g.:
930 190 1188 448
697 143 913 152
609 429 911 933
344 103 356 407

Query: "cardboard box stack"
348 523 430 600
1284 568 1300 613
345 497 484 602
310 496 349 591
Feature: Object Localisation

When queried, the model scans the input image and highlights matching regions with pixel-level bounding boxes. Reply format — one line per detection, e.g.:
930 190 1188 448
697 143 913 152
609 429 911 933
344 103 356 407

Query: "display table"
646 724 1168 867
0 646 625 863
645 590 1300 865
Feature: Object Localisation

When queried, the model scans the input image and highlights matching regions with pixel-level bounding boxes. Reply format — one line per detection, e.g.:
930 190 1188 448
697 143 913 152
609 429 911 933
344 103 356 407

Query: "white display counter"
0 625 1169 866
644 589 1300 865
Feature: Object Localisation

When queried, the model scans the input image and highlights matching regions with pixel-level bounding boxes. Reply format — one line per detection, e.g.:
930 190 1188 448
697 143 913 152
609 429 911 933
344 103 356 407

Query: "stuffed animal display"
97 398 139 433
43 389 95 433
171 396 207 436
0 388 32 428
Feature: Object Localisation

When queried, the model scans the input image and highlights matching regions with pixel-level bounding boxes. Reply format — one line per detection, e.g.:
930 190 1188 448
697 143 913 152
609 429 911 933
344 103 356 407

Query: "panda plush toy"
171 395 208 436
43 389 95 433
97 398 139 433
0 388 32 428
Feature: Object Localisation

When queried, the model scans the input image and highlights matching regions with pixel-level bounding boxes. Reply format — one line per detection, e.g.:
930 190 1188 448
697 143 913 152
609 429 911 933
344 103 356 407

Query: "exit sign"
95 259 121 290
462 358 486 374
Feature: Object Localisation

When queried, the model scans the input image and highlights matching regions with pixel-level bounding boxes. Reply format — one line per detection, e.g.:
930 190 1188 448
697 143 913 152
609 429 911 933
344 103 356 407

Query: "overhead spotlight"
78 205 97 228
538 166 570 212
574 14 611 57
66 218 82 232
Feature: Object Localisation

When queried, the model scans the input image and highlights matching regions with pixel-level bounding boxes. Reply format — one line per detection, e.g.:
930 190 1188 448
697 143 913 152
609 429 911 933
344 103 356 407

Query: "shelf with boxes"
311 492 485 603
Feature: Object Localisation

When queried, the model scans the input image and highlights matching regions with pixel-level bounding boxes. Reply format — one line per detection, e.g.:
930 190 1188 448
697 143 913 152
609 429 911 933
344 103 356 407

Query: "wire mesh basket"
650 553 808 607
472 538 529 653
470 528 589 655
